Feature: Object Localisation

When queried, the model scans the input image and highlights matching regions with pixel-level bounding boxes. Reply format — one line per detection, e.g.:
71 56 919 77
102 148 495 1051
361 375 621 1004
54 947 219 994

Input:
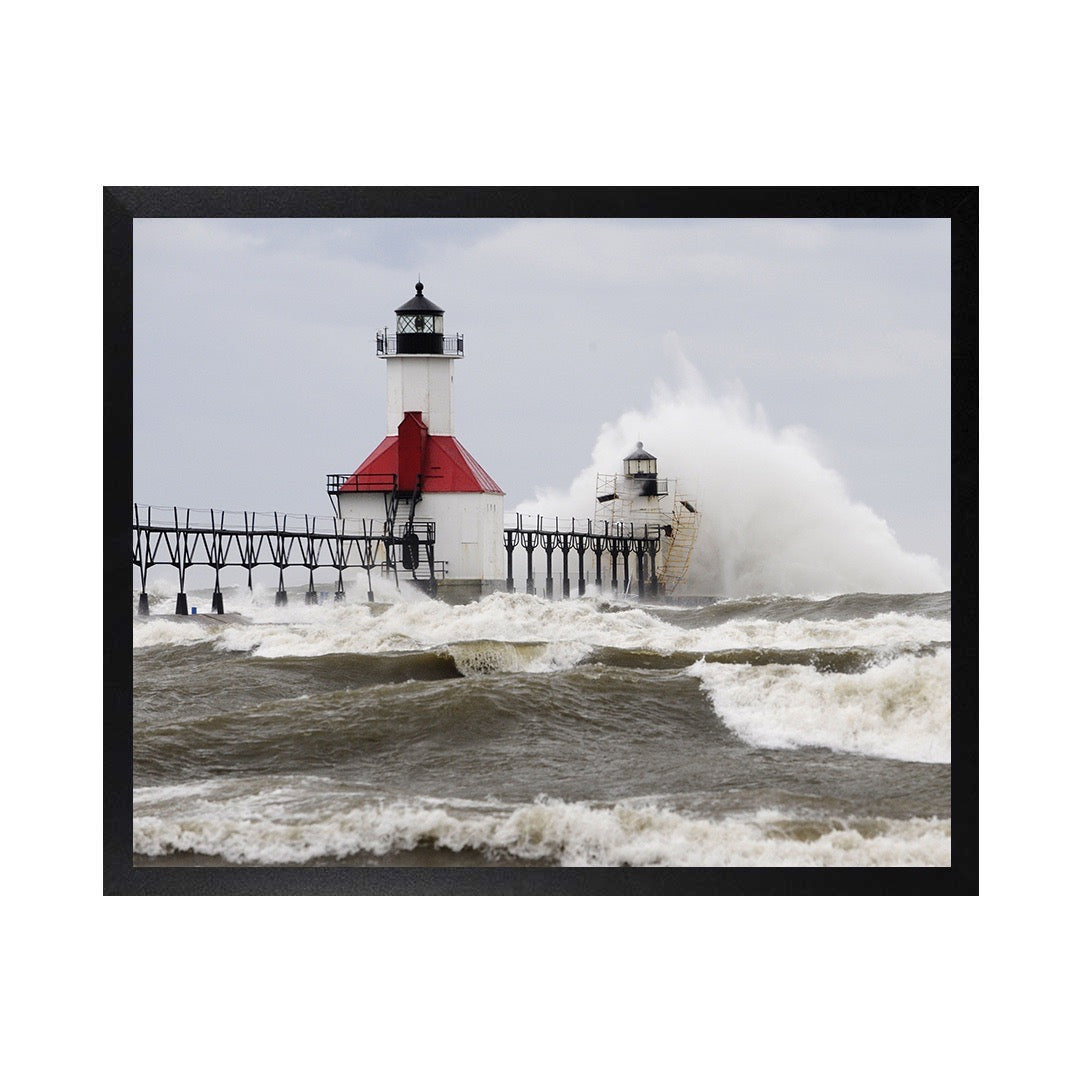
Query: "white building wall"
385 355 455 435
597 474 670 530
335 492 387 534
414 492 504 581
337 489 504 584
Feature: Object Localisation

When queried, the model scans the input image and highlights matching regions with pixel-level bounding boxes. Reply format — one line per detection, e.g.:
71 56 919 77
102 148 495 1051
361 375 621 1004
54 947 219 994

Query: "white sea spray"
515 347 947 597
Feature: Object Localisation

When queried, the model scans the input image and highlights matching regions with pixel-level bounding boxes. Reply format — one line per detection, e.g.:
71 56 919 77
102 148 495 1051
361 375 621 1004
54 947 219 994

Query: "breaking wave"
133 782 950 868
689 650 950 763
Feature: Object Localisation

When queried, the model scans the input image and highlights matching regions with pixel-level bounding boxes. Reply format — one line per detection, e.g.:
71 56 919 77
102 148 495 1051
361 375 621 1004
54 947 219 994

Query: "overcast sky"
133 216 950 569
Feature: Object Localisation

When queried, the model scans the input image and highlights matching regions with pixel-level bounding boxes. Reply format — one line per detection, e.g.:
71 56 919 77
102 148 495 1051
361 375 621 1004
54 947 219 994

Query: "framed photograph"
107 187 975 894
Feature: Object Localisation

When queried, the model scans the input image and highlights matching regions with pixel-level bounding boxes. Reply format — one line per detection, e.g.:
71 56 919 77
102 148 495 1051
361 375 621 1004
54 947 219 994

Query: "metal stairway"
657 491 699 594
380 476 441 591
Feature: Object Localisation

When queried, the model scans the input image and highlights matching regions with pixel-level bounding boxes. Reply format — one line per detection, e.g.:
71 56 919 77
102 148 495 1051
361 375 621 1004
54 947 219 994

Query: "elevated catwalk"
132 505 672 613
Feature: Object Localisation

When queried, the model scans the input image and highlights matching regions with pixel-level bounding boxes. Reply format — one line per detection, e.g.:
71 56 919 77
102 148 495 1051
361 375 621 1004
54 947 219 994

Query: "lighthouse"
596 442 700 595
330 283 505 601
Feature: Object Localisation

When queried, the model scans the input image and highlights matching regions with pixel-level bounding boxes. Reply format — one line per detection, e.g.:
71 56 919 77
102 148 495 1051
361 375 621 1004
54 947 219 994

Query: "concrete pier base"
175 593 188 615
212 591 225 614
275 590 288 606
138 593 150 616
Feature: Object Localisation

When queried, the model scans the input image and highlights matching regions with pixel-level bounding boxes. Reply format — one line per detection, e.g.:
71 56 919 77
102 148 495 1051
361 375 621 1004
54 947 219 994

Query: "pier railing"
135 505 378 537
504 512 665 540
327 473 397 495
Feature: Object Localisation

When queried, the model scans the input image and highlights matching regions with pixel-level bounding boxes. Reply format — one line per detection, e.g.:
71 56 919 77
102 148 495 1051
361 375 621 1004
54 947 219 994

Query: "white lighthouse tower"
331 283 505 601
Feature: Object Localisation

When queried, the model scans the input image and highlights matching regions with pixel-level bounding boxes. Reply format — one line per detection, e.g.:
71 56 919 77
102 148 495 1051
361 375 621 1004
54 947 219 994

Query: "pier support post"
275 589 288 606
212 590 225 614
575 538 587 597
541 536 556 600
175 593 188 616
524 540 536 596
138 592 150 616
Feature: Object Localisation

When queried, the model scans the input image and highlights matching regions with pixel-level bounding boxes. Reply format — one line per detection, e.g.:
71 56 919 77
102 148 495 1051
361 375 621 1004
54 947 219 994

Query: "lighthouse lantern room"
596 441 669 528
332 284 505 600
624 441 660 496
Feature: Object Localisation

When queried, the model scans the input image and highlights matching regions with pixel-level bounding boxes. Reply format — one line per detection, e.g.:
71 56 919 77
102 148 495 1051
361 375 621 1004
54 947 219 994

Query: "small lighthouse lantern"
624 441 659 496
394 281 445 354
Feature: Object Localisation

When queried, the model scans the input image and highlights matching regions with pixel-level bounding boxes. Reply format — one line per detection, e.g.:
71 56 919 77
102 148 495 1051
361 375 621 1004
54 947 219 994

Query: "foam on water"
134 589 949 663
133 781 950 867
516 346 947 597
688 651 951 763
131 617 218 648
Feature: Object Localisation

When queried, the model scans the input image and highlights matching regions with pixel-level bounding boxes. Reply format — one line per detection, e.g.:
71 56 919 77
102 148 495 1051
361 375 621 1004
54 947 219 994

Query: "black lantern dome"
394 282 445 354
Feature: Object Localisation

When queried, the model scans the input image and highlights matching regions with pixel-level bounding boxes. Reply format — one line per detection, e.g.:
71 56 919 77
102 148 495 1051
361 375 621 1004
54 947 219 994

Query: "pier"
133 505 669 613
132 504 442 614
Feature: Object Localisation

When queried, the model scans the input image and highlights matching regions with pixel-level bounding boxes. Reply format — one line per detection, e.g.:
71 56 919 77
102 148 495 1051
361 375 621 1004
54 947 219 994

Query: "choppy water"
132 585 950 867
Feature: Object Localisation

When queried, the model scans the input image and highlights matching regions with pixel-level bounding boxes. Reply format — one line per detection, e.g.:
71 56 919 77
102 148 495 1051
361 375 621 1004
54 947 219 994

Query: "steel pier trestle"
503 514 666 600
132 504 441 615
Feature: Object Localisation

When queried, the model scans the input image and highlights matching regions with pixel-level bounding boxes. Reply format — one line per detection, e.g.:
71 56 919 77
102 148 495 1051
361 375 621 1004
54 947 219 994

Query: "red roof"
339 421 503 496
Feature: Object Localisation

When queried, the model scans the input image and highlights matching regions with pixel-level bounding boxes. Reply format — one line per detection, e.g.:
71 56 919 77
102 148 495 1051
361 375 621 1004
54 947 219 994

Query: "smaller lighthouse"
331 283 505 601
596 442 699 595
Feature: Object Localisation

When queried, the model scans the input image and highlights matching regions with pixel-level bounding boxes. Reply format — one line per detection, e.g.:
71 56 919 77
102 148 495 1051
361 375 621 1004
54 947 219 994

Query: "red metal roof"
339 433 504 495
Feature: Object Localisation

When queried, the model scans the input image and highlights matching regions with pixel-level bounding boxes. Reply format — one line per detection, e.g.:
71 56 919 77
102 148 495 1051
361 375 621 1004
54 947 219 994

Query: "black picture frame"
105 186 977 895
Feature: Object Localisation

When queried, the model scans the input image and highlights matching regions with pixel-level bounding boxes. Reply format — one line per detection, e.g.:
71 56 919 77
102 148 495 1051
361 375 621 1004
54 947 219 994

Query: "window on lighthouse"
625 446 657 477
398 314 444 334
